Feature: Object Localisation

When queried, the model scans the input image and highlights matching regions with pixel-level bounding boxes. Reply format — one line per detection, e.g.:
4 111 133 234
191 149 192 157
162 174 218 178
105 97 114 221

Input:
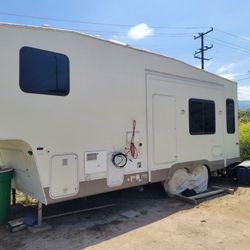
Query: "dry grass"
14 190 37 206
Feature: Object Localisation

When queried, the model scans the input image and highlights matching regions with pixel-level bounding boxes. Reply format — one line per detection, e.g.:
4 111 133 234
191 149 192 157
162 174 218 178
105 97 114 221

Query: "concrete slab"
28 223 52 233
120 210 140 219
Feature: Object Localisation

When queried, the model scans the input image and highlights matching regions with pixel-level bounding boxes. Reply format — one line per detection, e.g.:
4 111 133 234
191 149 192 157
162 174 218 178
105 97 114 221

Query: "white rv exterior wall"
0 24 239 204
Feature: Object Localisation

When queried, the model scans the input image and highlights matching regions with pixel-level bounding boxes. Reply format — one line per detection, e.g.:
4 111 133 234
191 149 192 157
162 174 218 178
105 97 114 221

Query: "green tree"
239 109 250 123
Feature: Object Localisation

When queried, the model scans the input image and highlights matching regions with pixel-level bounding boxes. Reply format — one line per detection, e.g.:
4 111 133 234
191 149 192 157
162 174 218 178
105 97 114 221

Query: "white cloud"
238 85 250 100
216 63 235 74
128 23 154 40
215 63 240 80
219 73 239 81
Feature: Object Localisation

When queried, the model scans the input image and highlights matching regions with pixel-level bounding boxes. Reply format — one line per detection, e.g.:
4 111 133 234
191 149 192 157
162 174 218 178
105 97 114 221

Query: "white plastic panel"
125 158 143 173
107 153 124 187
50 154 78 199
153 94 177 164
84 151 107 175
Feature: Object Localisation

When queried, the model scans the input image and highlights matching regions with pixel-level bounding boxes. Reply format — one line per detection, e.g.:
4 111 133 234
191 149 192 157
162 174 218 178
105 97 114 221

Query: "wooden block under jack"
7 218 27 233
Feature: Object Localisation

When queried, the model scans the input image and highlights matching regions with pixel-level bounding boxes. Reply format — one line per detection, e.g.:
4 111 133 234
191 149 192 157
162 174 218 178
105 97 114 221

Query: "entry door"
147 75 177 171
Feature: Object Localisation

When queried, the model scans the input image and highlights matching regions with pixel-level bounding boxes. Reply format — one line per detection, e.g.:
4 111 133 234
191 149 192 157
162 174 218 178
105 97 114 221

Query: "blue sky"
1 0 250 100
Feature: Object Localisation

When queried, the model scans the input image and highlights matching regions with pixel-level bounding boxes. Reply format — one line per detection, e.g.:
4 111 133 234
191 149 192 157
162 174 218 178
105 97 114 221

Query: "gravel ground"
0 182 250 250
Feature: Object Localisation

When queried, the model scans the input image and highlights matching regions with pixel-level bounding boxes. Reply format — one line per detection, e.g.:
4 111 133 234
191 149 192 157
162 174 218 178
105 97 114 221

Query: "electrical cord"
111 120 139 168
125 120 138 159
111 152 127 168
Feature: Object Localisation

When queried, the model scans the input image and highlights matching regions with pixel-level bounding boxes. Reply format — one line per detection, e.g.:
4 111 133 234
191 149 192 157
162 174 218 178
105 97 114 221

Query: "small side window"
226 99 235 134
189 98 216 135
20 47 70 96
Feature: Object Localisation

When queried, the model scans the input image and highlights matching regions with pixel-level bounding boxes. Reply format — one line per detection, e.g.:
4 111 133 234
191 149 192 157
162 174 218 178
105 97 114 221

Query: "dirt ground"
0 182 250 250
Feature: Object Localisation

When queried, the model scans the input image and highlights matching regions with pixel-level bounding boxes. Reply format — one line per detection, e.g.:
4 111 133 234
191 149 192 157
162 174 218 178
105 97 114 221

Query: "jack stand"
174 186 234 205
28 202 51 233
12 188 16 206
38 201 42 226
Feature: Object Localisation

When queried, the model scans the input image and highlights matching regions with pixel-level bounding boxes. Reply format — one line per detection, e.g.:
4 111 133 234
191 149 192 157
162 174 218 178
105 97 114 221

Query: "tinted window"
226 99 235 133
20 47 69 96
189 99 215 135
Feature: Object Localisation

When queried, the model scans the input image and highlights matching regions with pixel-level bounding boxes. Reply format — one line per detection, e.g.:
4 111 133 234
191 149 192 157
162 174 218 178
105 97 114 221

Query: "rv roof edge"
0 22 236 85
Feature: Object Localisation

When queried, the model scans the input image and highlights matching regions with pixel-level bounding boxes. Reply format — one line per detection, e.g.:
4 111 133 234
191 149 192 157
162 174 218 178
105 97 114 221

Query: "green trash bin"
0 168 13 225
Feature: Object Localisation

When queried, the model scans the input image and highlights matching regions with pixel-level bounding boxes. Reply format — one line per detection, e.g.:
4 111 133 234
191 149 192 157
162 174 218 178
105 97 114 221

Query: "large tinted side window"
189 99 216 135
226 99 235 134
20 47 69 96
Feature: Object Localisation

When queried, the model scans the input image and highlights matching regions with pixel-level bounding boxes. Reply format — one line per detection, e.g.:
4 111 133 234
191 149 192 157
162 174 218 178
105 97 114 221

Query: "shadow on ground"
0 180 237 250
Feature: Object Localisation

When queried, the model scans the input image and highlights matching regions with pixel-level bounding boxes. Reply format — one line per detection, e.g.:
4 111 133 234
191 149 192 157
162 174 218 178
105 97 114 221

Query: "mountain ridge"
238 100 250 110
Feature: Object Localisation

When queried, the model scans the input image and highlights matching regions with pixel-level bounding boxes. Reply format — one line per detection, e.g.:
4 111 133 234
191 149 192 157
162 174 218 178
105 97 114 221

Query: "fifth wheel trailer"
0 23 240 205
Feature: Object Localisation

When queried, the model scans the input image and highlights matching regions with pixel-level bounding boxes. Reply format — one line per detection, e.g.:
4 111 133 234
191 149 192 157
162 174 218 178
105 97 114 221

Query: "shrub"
239 109 250 123
14 190 36 205
239 122 250 160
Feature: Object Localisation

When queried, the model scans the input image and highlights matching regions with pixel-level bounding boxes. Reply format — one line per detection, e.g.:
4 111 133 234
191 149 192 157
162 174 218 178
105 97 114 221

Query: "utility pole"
194 27 213 69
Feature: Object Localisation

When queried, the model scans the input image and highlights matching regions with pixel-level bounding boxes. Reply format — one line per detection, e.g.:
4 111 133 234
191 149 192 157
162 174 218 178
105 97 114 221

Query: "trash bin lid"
0 167 13 173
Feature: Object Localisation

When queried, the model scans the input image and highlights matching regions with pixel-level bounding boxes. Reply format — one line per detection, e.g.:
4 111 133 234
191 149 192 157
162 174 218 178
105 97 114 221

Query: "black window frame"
189 98 216 135
19 46 70 96
226 98 235 134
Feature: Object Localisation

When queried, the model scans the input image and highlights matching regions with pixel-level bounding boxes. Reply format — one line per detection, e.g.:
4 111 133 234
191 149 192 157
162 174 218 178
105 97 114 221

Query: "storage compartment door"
50 154 78 199
153 94 177 164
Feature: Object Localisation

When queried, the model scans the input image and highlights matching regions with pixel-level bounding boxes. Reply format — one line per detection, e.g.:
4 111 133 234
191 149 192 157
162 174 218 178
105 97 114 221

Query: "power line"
206 38 250 55
1 12 249 46
2 11 250 69
1 12 249 45
235 76 250 81
66 27 196 38
208 36 250 53
0 11 197 38
214 28 250 45
73 29 195 37
74 29 195 35
236 72 250 77
0 11 210 30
